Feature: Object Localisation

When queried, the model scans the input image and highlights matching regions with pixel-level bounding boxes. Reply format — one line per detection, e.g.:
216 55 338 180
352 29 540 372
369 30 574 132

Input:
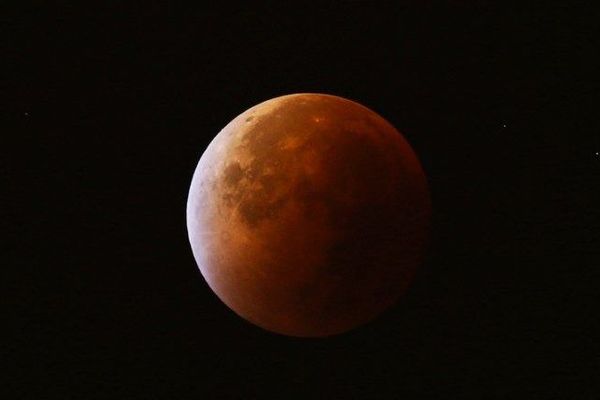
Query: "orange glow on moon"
187 93 430 337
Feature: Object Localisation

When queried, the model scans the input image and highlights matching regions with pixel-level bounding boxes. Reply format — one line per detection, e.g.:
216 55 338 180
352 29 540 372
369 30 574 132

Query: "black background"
6 2 599 398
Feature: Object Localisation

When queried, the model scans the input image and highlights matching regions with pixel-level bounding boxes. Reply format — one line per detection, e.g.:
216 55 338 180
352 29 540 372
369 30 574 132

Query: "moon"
186 93 430 337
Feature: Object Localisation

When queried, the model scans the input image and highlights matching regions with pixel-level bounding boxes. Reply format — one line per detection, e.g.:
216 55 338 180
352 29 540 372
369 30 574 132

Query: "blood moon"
186 93 430 337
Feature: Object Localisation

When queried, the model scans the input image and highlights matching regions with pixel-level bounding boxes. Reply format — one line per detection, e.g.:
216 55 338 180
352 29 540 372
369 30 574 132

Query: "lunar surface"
186 93 430 337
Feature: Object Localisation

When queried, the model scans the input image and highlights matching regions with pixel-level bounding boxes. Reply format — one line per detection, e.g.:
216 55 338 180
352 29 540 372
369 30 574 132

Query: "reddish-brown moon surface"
186 93 430 337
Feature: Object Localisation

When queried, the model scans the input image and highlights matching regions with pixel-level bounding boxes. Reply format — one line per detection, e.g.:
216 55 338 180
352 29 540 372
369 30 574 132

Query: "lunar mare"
187 93 430 337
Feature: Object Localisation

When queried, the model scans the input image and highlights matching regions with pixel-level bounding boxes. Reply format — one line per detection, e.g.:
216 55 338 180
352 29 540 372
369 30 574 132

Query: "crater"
223 162 244 186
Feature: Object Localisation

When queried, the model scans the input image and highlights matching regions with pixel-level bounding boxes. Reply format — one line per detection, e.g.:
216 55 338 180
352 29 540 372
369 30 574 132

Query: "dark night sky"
6 2 599 398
